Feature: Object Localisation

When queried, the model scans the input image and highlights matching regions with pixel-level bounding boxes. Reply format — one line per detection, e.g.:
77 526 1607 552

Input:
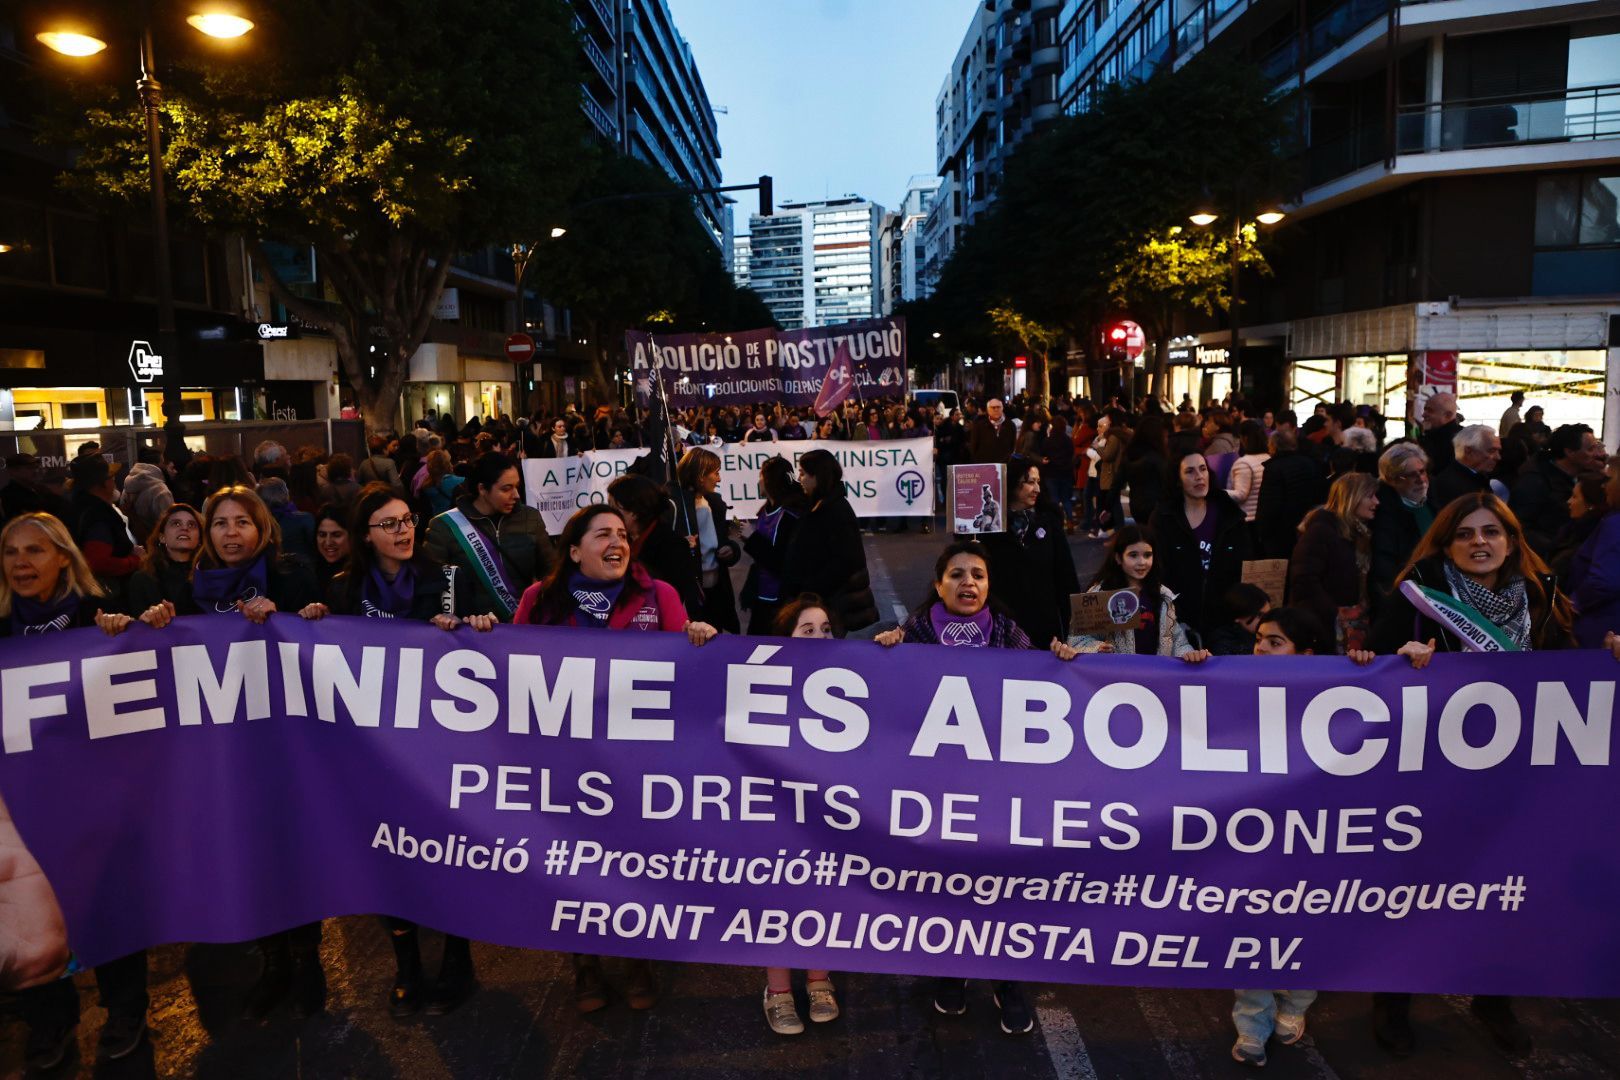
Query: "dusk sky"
665 0 981 234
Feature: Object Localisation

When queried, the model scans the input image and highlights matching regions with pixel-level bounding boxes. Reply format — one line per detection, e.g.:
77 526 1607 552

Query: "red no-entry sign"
505 332 536 362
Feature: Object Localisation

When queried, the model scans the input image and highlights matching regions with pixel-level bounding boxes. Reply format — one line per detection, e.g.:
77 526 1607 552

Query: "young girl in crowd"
1233 605 1372 1067
299 483 490 1017
1204 581 1271 656
1066 525 1209 661
1150 450 1252 636
876 541 1076 1036
514 505 717 1014
759 593 843 1036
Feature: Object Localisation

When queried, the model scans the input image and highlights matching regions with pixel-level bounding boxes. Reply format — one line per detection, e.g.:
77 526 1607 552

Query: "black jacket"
1369 484 1433 617
1150 490 1253 636
981 506 1080 647
1429 460 1491 515
1288 511 1364 638
635 516 702 618
740 505 802 633
966 417 1017 465
126 556 194 615
1255 451 1327 559
1421 420 1463 472
1509 454 1578 559
1369 557 1572 654
1123 450 1165 527
328 560 450 620
783 495 878 631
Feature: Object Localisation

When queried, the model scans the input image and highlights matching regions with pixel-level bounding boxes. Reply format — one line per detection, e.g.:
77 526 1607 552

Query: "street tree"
988 304 1063 404
42 0 588 432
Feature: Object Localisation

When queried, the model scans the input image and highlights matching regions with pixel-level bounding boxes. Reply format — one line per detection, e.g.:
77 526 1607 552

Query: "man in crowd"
1429 424 1500 510
67 454 142 609
1419 392 1463 470
967 397 1017 465
1255 429 1328 558
1499 390 1525 439
1510 423 1602 555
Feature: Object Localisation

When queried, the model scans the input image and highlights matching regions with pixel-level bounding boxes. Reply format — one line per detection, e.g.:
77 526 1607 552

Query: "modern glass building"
748 199 885 331
1056 0 1620 438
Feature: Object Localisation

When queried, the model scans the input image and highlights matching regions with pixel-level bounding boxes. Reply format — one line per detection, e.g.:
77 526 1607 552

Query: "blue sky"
665 0 981 234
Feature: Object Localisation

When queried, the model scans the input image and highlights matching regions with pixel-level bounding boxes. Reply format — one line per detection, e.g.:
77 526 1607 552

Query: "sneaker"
624 959 658 1010
763 990 804 1035
96 1013 146 1063
806 979 839 1023
1231 1035 1267 1067
993 982 1033 1036
25 1023 76 1072
574 961 608 1014
932 977 967 1016
1274 1012 1306 1046
1472 997 1532 1055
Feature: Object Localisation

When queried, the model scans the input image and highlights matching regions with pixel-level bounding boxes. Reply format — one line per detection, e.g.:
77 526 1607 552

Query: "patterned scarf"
569 572 626 628
191 554 270 613
1442 561 1532 651
10 588 80 634
928 602 993 647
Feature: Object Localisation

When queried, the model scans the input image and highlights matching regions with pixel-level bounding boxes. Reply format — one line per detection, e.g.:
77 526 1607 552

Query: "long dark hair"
606 473 671 536
140 503 202 576
1256 606 1327 655
759 456 808 513
773 592 844 638
337 483 429 609
468 452 517 502
798 448 843 504
1006 455 1059 518
1094 524 1164 596
528 504 630 624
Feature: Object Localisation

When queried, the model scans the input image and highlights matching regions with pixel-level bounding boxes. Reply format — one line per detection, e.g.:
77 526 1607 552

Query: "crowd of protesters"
1 380 1619 1071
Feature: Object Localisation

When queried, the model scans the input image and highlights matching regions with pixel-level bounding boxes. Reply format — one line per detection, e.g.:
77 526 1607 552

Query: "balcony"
1257 0 1390 86
578 20 616 91
577 0 614 35
1396 83 1620 153
579 84 619 142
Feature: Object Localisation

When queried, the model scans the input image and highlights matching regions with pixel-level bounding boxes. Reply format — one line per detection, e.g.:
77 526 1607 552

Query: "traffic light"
758 175 773 217
1108 325 1128 345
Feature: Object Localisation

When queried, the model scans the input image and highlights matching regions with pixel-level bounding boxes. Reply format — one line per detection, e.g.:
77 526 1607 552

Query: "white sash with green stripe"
442 509 518 619
1399 581 1521 652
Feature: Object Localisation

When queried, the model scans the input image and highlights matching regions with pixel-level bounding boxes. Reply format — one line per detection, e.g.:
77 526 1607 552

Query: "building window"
48 212 108 291
1535 173 1620 247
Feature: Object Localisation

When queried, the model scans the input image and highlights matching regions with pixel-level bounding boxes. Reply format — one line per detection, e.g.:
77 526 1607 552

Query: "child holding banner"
1066 525 1209 661
876 540 1078 1036
514 504 717 1014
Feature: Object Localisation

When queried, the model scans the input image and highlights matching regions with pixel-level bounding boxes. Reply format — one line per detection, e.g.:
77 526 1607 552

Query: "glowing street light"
1188 209 1218 227
187 12 254 38
35 30 107 56
1256 209 1286 226
549 226 568 239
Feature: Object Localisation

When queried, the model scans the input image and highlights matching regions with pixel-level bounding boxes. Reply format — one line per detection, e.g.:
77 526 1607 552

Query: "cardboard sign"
1069 588 1146 637
1242 559 1290 606
951 463 1005 534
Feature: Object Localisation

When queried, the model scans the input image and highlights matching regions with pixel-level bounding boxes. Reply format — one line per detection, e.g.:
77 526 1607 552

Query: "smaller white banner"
523 435 935 534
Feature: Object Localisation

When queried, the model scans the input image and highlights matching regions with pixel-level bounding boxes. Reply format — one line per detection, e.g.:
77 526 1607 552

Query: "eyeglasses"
368 514 420 534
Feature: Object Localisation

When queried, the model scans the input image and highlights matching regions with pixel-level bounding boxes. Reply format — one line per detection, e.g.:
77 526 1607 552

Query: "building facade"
883 175 942 312
747 198 885 331
731 233 752 289
924 0 1064 289
1056 0 1620 441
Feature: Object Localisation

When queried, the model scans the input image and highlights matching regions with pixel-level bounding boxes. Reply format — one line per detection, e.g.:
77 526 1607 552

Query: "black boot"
424 935 476 1016
1373 992 1414 1057
388 924 425 1018
241 937 292 1021
573 954 607 1014
290 942 327 1019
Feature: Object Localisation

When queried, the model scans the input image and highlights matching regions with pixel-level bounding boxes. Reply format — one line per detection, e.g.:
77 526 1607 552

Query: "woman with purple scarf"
875 540 1078 1037
740 456 807 634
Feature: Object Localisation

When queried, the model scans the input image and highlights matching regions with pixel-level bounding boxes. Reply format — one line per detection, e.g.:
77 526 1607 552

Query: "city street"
2 530 1619 1079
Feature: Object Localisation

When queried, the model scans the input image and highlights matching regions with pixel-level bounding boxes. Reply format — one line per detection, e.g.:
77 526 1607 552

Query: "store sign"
1197 346 1230 366
127 340 164 384
434 288 461 321
256 323 294 340
1168 345 1196 365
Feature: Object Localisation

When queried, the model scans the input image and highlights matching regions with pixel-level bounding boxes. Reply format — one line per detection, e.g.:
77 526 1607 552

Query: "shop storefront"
1167 342 1234 408
1289 354 1407 420
400 342 518 431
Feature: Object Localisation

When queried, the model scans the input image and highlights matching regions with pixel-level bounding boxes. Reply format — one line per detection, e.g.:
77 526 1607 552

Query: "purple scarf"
10 588 81 635
361 562 417 619
191 554 270 613
754 507 794 603
569 572 626 628
928 602 994 647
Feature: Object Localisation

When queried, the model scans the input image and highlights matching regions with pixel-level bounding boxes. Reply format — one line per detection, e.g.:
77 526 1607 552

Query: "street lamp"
36 5 255 451
1189 203 1286 394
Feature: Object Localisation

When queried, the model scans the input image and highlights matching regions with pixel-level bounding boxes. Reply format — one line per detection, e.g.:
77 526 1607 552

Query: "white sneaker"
1231 1035 1267 1067
1275 1012 1306 1046
763 990 804 1035
806 979 839 1023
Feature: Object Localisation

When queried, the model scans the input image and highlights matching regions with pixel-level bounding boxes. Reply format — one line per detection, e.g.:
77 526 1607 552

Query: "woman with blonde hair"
1287 471 1379 652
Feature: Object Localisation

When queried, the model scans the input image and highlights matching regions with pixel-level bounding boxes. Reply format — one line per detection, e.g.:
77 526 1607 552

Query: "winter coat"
126 556 193 616
515 561 687 631
740 506 801 634
966 417 1017 465
1204 433 1239 456
1429 460 1491 516
356 453 403 491
1509 454 1578 559
1288 510 1366 640
634 516 702 618
1067 584 1195 656
1150 489 1253 636
422 493 555 620
1094 429 1126 491
980 506 1080 647
1567 513 1620 648
118 463 173 542
1370 557 1572 654
782 494 878 631
1225 453 1269 522
1369 483 1434 617
1255 450 1327 559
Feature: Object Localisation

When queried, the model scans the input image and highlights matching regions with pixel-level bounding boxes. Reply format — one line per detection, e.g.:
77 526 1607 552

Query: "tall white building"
882 175 943 310
748 197 885 330
731 234 751 290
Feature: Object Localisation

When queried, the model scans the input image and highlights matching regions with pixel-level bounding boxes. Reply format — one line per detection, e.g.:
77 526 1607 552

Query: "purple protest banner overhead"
0 617 1616 997
626 317 906 409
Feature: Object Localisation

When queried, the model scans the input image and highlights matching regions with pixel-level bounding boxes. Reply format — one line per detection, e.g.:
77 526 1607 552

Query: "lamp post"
37 5 253 451
1189 202 1285 397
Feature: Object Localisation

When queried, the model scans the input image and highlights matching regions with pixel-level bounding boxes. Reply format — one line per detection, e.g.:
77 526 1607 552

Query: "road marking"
1035 991 1100 1080
862 537 909 623
1132 989 1206 1077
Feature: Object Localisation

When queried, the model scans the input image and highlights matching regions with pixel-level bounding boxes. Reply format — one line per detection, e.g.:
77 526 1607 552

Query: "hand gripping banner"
0 617 1616 997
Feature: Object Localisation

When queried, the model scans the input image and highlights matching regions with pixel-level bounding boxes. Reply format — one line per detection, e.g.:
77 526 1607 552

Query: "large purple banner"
626 317 907 409
1 617 1616 996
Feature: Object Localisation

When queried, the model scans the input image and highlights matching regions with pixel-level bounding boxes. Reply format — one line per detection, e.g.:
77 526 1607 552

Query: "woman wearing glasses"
1369 442 1435 617
299 482 488 1016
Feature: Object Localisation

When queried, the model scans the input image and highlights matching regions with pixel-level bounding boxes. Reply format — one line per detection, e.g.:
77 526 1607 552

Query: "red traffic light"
1108 326 1128 342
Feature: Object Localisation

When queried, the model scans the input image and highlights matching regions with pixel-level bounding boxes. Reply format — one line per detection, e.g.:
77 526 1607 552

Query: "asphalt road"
3 529 1616 1078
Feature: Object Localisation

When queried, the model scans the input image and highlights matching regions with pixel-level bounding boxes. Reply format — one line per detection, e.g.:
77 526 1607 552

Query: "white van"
912 389 961 418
